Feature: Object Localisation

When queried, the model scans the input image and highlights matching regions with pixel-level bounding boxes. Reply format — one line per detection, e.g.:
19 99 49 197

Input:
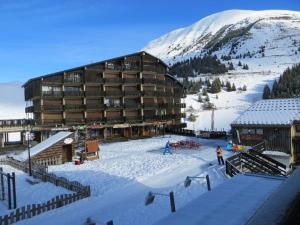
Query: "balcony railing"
64 105 85 111
86 104 106 110
142 78 156 85
104 78 123 84
156 80 165 85
123 78 141 84
124 116 142 123
174 103 186 108
42 105 63 111
143 103 158 109
124 90 140 97
142 91 156 96
25 106 34 113
85 78 104 85
64 118 85 124
105 104 123 110
143 115 157 121
105 117 124 124
42 91 63 98
85 90 105 97
40 119 63 125
124 103 141 109
64 91 83 97
105 90 123 96
156 91 166 97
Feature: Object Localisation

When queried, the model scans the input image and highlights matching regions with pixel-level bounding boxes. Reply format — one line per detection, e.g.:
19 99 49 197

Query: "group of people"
163 141 225 166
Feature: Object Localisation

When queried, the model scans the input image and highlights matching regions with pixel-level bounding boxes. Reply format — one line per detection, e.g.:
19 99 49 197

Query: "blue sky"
0 0 299 82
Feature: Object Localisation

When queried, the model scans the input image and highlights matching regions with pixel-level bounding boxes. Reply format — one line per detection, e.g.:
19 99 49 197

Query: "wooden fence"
0 192 88 224
0 157 91 225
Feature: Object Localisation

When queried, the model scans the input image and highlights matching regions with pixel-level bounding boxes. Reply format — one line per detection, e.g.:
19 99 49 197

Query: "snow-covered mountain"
143 10 300 66
144 10 300 131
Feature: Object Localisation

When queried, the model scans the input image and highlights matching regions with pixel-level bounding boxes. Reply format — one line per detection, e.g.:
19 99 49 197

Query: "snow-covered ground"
154 174 285 225
0 165 73 216
184 70 280 131
13 135 234 225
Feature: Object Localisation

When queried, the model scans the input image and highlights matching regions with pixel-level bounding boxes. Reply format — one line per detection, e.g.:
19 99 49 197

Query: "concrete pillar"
1 133 4 148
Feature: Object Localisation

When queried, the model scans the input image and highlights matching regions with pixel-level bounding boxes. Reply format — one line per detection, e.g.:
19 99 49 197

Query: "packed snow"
13 135 235 225
0 165 73 216
153 174 285 225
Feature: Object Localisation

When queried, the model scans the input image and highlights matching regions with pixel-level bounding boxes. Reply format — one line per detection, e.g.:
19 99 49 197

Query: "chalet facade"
14 132 74 166
23 52 186 141
231 98 300 164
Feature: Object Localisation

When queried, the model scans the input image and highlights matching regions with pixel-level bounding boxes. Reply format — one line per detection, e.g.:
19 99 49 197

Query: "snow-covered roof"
232 98 300 126
153 174 284 225
14 131 73 161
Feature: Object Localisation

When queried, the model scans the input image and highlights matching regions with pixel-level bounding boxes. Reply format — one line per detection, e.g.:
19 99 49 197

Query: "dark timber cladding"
23 51 186 140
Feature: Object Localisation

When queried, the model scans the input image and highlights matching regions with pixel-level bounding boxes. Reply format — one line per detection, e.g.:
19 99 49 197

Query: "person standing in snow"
163 141 172 155
216 145 224 165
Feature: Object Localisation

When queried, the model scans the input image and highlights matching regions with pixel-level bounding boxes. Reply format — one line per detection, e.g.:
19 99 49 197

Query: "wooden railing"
0 157 91 225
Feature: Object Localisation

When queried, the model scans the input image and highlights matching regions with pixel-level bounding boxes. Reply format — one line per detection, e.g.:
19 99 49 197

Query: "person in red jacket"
216 145 224 165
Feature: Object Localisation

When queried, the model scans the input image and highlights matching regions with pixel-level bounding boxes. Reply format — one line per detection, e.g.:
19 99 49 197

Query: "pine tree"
226 81 232 92
238 61 242 66
228 62 234 70
242 64 249 70
232 83 236 91
242 85 247 91
198 94 203 102
202 88 208 96
211 78 221 93
263 85 271 99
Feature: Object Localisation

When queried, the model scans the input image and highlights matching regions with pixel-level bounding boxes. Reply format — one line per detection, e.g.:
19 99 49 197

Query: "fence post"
169 191 176 213
12 172 17 209
7 173 12 209
0 167 4 200
206 175 211 191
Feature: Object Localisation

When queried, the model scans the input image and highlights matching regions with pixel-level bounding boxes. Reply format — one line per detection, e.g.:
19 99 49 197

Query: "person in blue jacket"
163 141 172 155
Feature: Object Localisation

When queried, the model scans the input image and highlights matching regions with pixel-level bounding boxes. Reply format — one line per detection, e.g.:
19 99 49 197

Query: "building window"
104 98 121 107
65 73 82 83
256 129 263 135
296 125 300 133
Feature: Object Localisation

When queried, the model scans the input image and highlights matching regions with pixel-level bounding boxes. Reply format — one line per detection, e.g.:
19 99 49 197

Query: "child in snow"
216 145 224 165
163 141 172 155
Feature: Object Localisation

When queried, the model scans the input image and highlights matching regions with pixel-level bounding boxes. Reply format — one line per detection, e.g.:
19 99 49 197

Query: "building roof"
22 51 169 87
14 131 73 161
153 174 285 225
231 98 300 126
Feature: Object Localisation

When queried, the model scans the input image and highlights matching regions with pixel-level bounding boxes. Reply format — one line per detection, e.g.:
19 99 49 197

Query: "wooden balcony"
124 103 141 109
104 78 123 84
158 103 174 108
123 78 141 84
156 91 167 97
156 80 165 85
85 104 106 111
124 116 142 123
85 78 104 85
40 119 63 125
64 91 83 97
143 103 158 109
42 105 63 112
64 105 85 111
143 115 157 121
105 117 124 124
124 90 141 97
85 90 105 97
86 118 105 123
105 104 123 110
142 90 156 97
105 90 123 97
64 118 85 125
42 91 63 98
25 106 34 113
142 78 156 85
174 103 186 108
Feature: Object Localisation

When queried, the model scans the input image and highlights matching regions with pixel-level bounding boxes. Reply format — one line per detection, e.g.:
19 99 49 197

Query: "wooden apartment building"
23 51 186 141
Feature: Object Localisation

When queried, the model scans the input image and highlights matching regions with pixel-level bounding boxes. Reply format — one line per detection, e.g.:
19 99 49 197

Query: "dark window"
296 125 300 133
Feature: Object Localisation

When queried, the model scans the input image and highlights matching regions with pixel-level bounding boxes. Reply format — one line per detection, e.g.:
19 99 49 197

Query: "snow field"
15 135 233 225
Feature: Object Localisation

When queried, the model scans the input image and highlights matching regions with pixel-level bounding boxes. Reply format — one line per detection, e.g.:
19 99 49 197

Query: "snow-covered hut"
14 131 74 166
